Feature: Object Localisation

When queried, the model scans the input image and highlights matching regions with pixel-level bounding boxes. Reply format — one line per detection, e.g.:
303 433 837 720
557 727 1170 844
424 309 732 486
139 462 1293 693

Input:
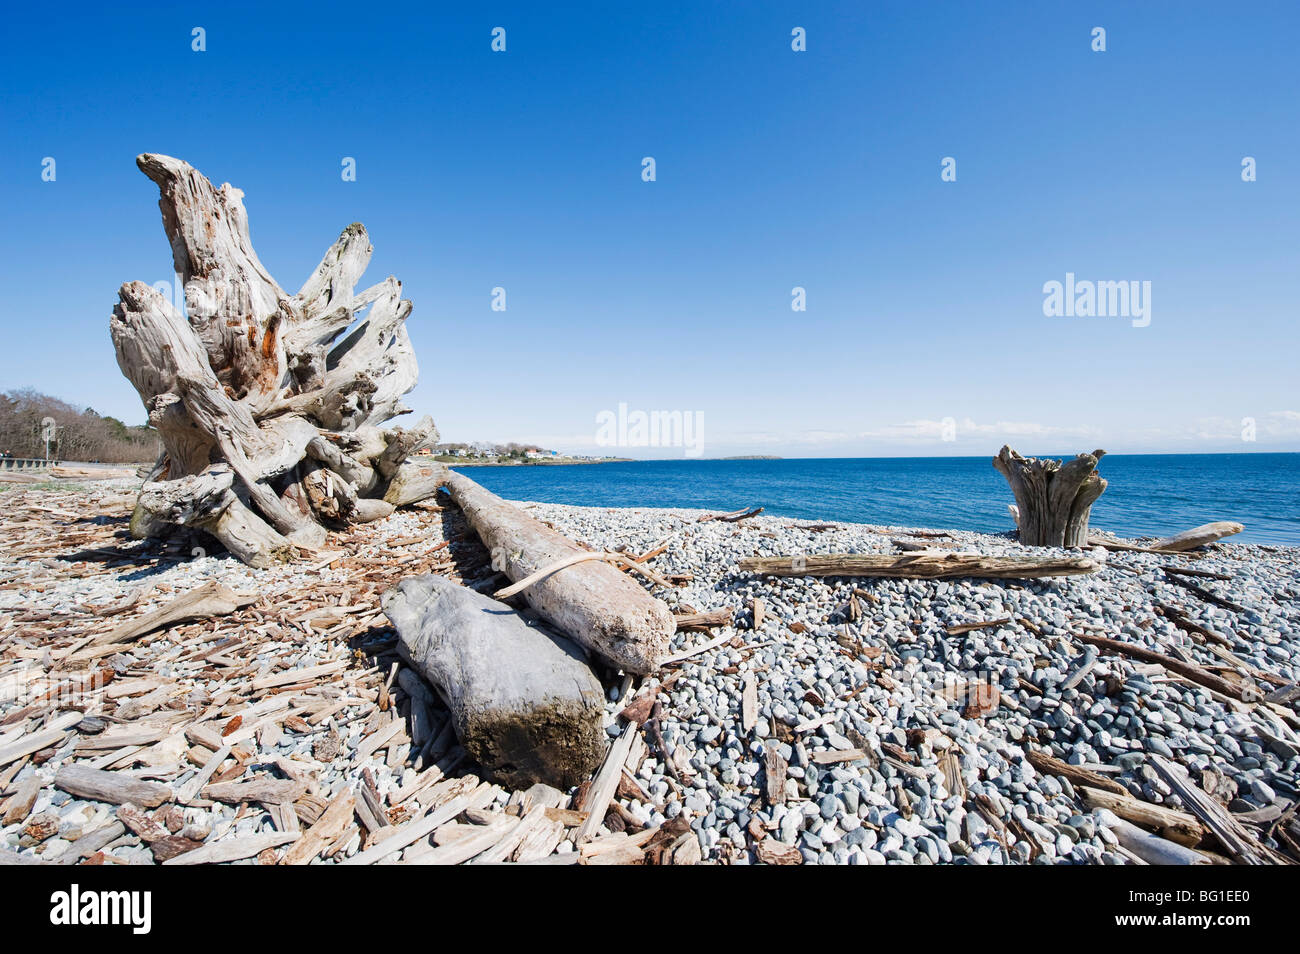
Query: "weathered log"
1086 536 1204 557
993 446 1107 548
382 574 607 789
1148 521 1244 552
1104 814 1212 865
383 459 451 507
352 498 396 523
441 470 675 673
111 154 437 566
53 765 173 808
736 552 1100 580
1076 785 1207 847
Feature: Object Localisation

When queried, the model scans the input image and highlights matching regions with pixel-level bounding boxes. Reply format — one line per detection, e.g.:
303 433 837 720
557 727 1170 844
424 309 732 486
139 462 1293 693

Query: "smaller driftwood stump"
993 446 1107 548
382 574 606 789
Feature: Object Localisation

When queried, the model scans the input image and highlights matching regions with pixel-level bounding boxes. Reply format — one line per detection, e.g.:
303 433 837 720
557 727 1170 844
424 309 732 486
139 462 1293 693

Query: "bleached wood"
91 582 255 646
576 721 639 843
111 154 437 567
1077 785 1206 846
738 552 1100 580
281 788 357 865
1148 522 1244 552
1149 755 1289 865
384 574 606 789
161 830 299 865
1107 816 1210 865
993 446 1107 548
443 470 676 673
52 765 173 808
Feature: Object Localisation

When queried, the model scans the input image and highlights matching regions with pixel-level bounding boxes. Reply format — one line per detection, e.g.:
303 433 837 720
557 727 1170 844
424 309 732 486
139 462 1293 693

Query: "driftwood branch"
1072 631 1248 699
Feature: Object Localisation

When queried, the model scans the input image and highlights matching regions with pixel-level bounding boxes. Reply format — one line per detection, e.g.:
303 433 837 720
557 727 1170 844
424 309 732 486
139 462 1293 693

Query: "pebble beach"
3 477 1299 865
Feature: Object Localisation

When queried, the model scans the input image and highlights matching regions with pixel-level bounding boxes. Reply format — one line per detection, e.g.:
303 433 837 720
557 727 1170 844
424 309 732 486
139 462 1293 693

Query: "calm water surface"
451 454 1300 546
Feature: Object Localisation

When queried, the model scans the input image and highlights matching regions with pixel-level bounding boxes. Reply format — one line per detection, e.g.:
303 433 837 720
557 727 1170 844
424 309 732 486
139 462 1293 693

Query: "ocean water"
451 454 1300 546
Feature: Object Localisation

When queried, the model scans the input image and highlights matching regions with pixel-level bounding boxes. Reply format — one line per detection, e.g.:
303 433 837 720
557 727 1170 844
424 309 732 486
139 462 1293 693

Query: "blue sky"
2 1 1297 458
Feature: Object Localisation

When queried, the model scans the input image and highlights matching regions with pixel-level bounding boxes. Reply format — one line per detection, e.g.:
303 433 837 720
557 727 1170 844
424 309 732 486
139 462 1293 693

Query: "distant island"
720 455 783 460
421 441 629 466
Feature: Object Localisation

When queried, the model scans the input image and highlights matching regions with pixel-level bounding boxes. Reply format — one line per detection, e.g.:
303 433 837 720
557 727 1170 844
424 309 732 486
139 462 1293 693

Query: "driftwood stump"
111 155 438 566
993 446 1107 548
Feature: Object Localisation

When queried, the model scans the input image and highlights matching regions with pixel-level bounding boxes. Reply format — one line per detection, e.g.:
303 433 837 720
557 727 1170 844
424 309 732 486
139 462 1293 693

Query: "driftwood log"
1076 785 1207 847
111 154 438 567
382 574 606 788
441 469 675 673
1148 521 1244 551
993 446 1107 548
736 552 1100 580
1104 815 1211 865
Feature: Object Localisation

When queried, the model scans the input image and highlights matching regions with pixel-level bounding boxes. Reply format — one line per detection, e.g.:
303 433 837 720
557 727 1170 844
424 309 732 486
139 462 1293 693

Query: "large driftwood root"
111 155 439 565
382 574 606 789
441 469 676 674
993 446 1107 548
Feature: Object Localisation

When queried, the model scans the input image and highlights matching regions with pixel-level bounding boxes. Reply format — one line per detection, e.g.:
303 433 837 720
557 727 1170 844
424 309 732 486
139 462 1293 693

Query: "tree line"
0 388 157 463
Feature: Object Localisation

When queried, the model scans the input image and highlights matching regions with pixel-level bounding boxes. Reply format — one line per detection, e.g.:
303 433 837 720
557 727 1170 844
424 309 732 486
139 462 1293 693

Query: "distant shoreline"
423 456 633 467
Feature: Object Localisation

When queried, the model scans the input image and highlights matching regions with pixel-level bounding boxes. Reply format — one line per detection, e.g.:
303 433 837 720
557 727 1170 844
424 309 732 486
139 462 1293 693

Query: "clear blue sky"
2 1 1297 458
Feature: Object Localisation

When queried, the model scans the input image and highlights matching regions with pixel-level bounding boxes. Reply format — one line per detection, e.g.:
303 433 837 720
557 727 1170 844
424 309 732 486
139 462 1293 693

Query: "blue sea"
452 454 1300 547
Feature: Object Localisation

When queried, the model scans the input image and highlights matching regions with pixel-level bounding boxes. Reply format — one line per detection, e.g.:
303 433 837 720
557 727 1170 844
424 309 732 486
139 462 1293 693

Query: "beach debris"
575 721 640 843
737 552 1101 580
382 574 606 789
1076 785 1207 846
53 765 173 807
1072 631 1251 700
4 474 1298 868
1086 536 1204 557
962 684 1002 719
1160 570 1249 614
1149 756 1291 865
673 608 732 632
893 536 957 551
944 617 1012 636
1148 521 1245 552
699 506 764 523
754 837 803 865
1024 748 1127 796
1104 814 1212 865
89 581 255 646
993 446 1107 548
442 469 676 673
110 154 440 568
1154 602 1234 648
